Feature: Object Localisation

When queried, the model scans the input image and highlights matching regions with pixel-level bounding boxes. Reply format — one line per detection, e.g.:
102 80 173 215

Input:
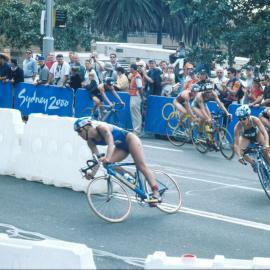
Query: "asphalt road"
1 137 270 269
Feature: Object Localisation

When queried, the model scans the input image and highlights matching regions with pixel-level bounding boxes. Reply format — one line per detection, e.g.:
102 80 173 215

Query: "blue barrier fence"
0 82 266 139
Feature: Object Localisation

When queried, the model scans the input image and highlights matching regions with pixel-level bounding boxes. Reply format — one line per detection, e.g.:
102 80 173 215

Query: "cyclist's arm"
213 92 230 116
250 95 263 106
98 84 112 106
198 98 211 121
111 88 124 104
254 117 269 146
87 139 99 155
96 125 115 161
234 123 242 158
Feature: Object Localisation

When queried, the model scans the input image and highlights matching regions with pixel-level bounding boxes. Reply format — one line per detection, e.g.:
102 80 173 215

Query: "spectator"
72 54 86 81
90 51 104 83
114 66 129 91
23 49 38 83
259 75 270 107
82 59 99 87
223 67 242 108
109 53 121 71
129 63 143 136
197 69 211 85
213 68 227 93
47 54 70 87
183 68 198 92
68 51 75 67
68 66 83 91
248 77 263 107
135 57 146 68
242 66 254 104
0 53 11 82
143 59 162 96
7 58 24 85
159 60 168 73
102 62 117 82
45 53 55 70
161 64 175 96
35 55 49 85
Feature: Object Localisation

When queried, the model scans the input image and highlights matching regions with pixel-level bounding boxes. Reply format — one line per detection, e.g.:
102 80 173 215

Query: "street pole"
42 0 54 59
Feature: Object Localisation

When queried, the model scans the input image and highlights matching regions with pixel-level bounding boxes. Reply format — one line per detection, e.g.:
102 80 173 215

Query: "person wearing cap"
47 54 70 87
23 49 38 83
7 58 24 85
34 55 49 85
102 62 117 83
0 53 11 82
143 59 162 96
135 57 146 68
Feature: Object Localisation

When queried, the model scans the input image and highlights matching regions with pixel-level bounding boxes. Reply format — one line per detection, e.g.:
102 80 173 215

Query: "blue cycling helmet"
235 105 251 118
74 117 92 132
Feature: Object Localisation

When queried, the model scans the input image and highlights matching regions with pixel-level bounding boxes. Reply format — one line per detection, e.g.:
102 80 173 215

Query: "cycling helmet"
105 77 115 86
235 105 251 118
73 117 92 132
191 84 200 93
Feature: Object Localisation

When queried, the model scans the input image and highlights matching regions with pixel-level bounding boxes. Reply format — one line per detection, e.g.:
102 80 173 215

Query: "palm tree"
93 0 160 41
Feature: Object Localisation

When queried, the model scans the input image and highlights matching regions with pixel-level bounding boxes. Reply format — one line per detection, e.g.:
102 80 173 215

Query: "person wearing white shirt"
82 59 99 87
213 68 227 94
47 54 70 87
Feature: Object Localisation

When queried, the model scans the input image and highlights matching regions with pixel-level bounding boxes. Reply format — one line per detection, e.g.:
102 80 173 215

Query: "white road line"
171 173 263 192
143 144 183 152
181 207 270 231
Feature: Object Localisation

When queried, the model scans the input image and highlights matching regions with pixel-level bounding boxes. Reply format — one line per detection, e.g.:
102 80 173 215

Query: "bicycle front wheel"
87 176 132 222
166 116 186 147
218 127 234 160
153 170 182 213
257 160 270 200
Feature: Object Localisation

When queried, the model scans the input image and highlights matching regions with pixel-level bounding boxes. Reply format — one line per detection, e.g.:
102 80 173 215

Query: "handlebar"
243 143 264 155
80 153 105 175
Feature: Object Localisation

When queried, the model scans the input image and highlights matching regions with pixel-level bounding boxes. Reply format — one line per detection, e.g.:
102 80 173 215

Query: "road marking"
180 207 270 231
143 144 183 152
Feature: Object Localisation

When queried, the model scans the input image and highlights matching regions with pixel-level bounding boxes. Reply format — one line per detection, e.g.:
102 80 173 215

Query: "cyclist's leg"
92 96 102 116
257 132 270 165
108 148 130 175
192 107 207 131
126 133 160 199
173 100 187 122
240 136 254 164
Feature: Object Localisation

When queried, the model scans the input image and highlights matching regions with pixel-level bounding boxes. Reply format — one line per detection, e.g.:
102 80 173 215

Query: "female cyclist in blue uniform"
234 105 270 172
74 117 161 203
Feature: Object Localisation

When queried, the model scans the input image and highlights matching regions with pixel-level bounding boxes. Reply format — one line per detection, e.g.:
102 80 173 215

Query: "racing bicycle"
243 144 270 200
80 154 182 222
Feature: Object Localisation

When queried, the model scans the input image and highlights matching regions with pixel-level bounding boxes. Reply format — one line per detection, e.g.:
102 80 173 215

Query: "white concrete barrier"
0 108 24 175
0 233 96 269
145 252 270 269
13 113 106 192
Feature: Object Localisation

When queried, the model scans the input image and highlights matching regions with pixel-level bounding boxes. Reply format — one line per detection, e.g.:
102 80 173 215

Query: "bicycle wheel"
257 160 270 200
191 124 208 153
153 170 182 213
162 103 175 121
166 116 187 147
87 176 132 222
218 127 234 160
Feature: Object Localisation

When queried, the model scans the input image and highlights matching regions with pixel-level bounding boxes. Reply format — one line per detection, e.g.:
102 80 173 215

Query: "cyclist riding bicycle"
191 82 231 131
173 84 200 122
259 107 270 133
98 77 125 110
74 117 161 204
234 105 270 172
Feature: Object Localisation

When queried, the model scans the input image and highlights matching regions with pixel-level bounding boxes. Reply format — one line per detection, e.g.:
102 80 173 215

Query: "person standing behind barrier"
242 66 254 104
129 63 143 136
45 53 55 70
90 51 104 83
6 58 24 85
23 49 37 83
67 66 83 91
102 62 117 83
0 53 11 82
143 59 162 96
82 59 99 87
72 54 86 81
47 54 70 87
109 53 121 71
114 66 129 92
34 56 49 85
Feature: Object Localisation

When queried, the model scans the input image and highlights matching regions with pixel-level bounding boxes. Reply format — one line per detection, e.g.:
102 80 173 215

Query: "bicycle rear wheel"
191 124 208 153
87 176 132 222
218 127 234 160
152 170 182 213
166 116 187 147
257 160 270 200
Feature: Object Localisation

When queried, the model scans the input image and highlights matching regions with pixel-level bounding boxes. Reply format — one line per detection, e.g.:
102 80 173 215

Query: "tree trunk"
156 18 163 45
228 40 234 67
122 30 128 42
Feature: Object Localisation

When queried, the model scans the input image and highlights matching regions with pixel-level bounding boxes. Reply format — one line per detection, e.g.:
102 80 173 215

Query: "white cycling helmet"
74 117 92 132
191 84 200 93
235 105 251 118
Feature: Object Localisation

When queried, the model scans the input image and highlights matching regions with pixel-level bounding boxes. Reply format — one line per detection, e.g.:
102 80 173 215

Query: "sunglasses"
110 56 116 59
227 72 231 75
238 117 247 121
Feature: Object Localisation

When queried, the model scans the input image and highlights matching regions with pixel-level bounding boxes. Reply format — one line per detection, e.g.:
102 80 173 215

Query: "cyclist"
191 82 231 130
259 107 270 133
173 84 200 122
234 105 270 172
74 117 161 204
98 77 125 109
